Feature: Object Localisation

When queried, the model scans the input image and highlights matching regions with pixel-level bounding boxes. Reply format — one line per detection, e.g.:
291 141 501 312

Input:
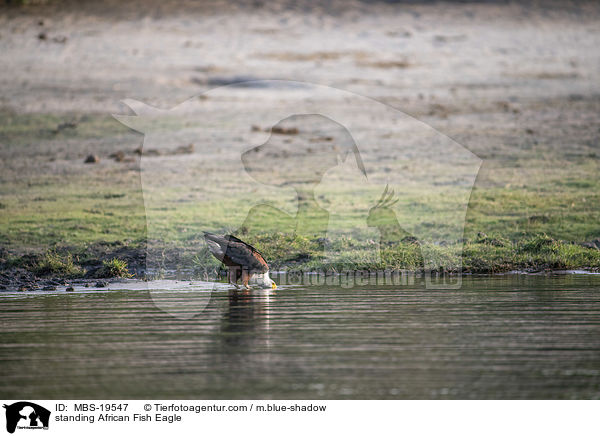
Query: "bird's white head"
263 272 277 289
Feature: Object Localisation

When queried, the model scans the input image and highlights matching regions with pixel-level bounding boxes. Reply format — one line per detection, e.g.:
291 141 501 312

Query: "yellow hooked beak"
272 282 277 289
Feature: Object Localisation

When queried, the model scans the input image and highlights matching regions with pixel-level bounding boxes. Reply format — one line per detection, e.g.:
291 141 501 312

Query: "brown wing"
204 232 269 273
225 234 261 253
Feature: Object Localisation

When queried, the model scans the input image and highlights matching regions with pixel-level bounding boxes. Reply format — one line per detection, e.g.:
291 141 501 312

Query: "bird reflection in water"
218 289 274 355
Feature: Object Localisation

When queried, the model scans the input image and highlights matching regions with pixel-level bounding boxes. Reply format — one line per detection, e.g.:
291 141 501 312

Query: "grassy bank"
1 105 599 283
2 232 599 286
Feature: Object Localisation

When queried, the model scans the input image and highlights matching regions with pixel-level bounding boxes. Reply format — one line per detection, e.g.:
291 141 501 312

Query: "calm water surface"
1 275 599 399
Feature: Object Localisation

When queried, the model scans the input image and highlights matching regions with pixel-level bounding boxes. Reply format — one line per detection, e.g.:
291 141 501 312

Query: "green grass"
188 232 600 274
0 111 599 277
33 251 84 277
461 234 600 274
97 258 133 278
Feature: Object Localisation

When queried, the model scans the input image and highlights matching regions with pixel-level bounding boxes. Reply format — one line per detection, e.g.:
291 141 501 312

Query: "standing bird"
204 232 277 290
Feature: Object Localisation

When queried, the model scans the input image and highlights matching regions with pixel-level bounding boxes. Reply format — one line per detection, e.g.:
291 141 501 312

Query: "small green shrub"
521 234 558 253
35 251 83 277
97 258 132 278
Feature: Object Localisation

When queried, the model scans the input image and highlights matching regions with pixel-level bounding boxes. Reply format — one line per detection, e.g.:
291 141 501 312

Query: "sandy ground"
2 1 598 180
2 0 598 196
2 1 599 114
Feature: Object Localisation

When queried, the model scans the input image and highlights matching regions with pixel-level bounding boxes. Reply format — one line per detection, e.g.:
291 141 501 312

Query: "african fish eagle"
204 232 277 290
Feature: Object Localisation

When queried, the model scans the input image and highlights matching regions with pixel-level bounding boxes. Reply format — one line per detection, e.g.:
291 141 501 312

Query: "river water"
1 275 599 399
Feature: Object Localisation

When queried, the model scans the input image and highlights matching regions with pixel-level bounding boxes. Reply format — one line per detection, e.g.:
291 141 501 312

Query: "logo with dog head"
3 402 50 434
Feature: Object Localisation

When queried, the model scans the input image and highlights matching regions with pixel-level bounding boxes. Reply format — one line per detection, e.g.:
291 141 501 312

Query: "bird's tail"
203 231 218 240
204 232 226 261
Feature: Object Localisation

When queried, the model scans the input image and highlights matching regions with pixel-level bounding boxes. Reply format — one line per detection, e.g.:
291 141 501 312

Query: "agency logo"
114 80 481 317
3 402 50 434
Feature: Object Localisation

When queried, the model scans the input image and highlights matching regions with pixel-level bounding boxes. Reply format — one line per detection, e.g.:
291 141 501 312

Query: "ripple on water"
1 276 600 399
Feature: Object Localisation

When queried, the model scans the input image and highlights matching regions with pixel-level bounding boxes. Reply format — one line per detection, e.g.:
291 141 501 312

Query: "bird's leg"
228 268 240 289
242 270 251 290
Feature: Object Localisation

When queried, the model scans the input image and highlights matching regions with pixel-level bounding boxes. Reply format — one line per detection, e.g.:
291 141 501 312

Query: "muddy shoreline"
2 242 599 291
